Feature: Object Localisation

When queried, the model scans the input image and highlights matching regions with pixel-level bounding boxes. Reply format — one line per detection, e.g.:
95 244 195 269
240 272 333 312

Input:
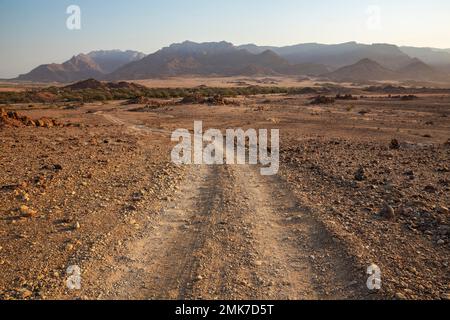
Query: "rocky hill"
17 50 145 83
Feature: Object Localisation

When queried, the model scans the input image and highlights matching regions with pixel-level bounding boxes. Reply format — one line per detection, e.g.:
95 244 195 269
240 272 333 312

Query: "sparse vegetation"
387 94 419 101
310 95 335 105
335 93 357 100
0 81 335 105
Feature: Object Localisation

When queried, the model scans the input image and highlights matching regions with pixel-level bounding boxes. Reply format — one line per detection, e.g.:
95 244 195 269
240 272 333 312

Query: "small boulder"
389 139 400 150
424 185 437 193
395 292 407 300
355 166 367 181
19 288 33 299
444 139 450 147
379 202 395 220
437 206 449 214
19 205 37 218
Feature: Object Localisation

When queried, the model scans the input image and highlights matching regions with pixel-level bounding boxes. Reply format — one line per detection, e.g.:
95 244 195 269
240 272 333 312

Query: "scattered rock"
379 202 395 220
437 167 449 173
423 185 437 193
395 292 407 300
19 205 37 218
19 288 33 299
444 139 450 147
204 95 230 105
404 170 414 177
253 260 263 267
195 275 204 281
125 204 138 211
389 139 400 150
1 109 59 128
132 191 144 202
437 206 449 214
15 190 30 202
355 166 367 181
398 205 413 217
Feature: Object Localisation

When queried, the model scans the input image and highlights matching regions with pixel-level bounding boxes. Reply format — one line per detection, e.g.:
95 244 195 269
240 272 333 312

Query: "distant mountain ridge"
325 58 397 81
239 42 413 70
323 58 448 82
399 47 450 66
106 41 298 80
17 50 145 82
15 41 450 83
84 50 146 73
108 41 450 82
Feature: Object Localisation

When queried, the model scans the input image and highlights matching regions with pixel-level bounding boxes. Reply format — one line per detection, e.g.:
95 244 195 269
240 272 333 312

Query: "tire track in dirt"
184 164 368 299
78 161 368 299
230 165 369 299
75 114 368 299
86 165 215 299
97 111 172 135
232 165 320 299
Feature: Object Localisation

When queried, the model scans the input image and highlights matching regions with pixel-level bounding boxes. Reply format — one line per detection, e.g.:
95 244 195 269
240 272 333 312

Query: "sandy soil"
0 91 449 300
0 76 352 90
132 76 321 88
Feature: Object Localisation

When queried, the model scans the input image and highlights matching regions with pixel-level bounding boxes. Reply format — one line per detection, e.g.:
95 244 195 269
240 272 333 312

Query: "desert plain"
0 77 449 300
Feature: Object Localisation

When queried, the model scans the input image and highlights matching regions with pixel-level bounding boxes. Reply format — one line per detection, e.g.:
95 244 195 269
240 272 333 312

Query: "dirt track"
1 93 448 300
69 115 369 300
78 163 368 300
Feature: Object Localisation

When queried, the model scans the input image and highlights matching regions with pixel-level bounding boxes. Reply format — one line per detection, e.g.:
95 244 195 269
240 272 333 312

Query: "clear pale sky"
1 0 450 78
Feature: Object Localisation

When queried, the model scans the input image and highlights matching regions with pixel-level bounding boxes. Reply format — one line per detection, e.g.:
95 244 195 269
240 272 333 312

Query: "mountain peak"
325 58 395 81
107 42 294 80
356 58 380 65
398 58 439 80
259 49 280 57
66 54 99 68
17 50 146 82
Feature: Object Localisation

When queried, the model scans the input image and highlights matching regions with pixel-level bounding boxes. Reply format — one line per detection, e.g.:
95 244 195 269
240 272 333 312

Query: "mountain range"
15 41 450 83
324 57 448 82
17 50 145 82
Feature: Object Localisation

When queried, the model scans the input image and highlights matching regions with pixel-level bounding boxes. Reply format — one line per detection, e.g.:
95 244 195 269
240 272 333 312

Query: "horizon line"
58 40 450 58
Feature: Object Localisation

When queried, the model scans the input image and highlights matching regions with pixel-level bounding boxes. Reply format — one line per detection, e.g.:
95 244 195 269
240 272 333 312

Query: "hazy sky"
1 0 450 78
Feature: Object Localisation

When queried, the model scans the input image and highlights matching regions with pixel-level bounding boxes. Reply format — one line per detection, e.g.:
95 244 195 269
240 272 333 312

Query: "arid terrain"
0 79 449 300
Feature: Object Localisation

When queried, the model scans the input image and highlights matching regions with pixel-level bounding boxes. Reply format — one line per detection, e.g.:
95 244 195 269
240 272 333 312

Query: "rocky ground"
0 92 449 300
